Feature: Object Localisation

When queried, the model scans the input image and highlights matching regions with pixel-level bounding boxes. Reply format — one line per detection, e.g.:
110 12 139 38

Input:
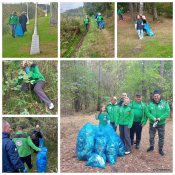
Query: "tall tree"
139 2 143 15
97 61 102 111
137 3 139 12
50 2 58 26
129 3 134 21
159 60 165 95
142 60 147 101
153 2 157 21
147 3 150 14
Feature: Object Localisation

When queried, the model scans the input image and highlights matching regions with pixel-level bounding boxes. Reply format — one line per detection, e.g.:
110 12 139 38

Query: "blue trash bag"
36 147 48 173
76 122 98 161
144 23 155 36
39 137 45 147
100 21 105 29
16 25 24 36
85 153 106 169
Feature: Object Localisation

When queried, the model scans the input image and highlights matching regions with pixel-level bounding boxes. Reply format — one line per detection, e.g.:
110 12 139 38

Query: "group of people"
95 90 170 156
8 11 28 38
2 122 43 172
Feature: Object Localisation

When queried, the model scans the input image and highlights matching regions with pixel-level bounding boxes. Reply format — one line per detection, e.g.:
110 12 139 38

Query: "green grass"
2 13 58 58
26 140 58 173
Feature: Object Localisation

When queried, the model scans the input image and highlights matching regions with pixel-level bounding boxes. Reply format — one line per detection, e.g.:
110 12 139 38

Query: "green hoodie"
84 18 90 24
15 64 45 86
8 14 20 25
147 99 170 125
106 103 120 123
118 9 123 15
130 100 148 125
12 131 39 157
97 15 103 21
115 105 134 128
96 112 110 126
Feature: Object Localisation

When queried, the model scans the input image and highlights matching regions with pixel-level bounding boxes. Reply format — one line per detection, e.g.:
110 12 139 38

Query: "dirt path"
60 113 173 173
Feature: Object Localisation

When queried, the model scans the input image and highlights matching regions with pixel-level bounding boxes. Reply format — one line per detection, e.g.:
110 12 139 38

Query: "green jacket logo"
16 140 22 146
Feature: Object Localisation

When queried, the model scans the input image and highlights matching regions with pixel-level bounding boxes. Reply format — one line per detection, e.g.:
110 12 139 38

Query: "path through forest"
60 114 173 173
73 19 114 58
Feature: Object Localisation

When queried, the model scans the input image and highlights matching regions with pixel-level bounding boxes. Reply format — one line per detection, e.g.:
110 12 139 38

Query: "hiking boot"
147 146 154 152
131 140 134 146
136 140 140 149
159 149 164 156
134 140 136 144
49 103 54 110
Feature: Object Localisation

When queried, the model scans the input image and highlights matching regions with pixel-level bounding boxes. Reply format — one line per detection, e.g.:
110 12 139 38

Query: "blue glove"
135 28 136 30
25 67 30 74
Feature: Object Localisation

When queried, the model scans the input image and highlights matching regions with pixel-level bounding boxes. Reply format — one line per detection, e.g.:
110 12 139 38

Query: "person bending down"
15 61 54 110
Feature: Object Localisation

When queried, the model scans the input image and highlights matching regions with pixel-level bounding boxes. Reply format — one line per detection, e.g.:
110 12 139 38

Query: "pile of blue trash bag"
144 23 155 36
76 122 126 169
100 21 105 29
16 25 24 36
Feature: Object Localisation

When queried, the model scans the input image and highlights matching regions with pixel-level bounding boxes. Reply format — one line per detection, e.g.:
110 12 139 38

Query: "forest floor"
73 16 114 58
117 12 173 58
60 113 173 173
2 14 58 58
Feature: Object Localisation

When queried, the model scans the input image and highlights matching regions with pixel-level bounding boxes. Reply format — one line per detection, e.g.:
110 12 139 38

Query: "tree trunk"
147 3 150 14
84 61 89 109
153 3 157 21
159 60 165 95
50 2 58 26
97 61 102 111
139 2 143 16
142 60 147 101
170 2 173 6
2 61 7 84
137 3 139 12
129 3 135 21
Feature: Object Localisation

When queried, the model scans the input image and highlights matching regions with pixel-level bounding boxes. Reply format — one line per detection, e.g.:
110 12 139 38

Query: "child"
115 97 134 155
95 105 110 126
142 15 148 36
118 7 124 21
135 15 143 39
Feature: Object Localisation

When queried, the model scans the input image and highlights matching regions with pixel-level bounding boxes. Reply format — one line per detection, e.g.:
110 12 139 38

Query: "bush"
165 5 173 18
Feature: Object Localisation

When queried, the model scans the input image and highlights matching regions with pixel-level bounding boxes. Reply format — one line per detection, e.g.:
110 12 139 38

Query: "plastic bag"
39 137 45 147
76 122 97 160
85 153 106 169
16 25 24 36
36 147 48 173
144 23 155 36
100 21 105 29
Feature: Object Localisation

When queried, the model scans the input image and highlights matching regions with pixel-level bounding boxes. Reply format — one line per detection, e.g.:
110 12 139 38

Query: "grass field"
2 14 58 58
117 13 173 58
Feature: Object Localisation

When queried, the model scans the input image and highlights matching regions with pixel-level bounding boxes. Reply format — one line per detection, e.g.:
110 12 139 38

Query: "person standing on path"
19 11 28 34
147 90 170 156
106 97 120 131
84 15 90 32
7 11 20 38
130 93 148 149
135 15 144 40
118 7 124 21
97 13 103 30
118 92 128 107
15 61 54 110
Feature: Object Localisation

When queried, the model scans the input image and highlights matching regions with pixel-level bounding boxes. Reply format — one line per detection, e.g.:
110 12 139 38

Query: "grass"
26 140 58 173
2 13 58 58
117 12 173 58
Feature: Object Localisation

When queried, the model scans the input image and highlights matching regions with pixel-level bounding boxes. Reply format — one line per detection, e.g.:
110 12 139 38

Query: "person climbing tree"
97 13 103 30
19 11 27 34
15 61 54 110
84 15 90 32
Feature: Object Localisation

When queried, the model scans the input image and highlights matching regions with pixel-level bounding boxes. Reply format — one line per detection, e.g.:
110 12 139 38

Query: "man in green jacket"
106 97 120 131
84 15 90 32
147 90 170 156
118 7 124 21
130 93 148 149
12 125 42 169
96 13 103 29
8 11 20 38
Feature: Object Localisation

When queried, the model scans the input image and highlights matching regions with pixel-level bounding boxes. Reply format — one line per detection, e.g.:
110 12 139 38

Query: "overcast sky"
2 2 50 4
60 2 83 12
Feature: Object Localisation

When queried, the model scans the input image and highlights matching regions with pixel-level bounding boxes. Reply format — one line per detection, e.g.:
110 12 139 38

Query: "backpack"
31 131 37 140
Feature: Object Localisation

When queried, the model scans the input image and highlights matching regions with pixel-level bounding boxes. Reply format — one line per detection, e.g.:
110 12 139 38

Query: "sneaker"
49 103 54 110
125 151 131 155
136 140 140 149
159 149 164 156
147 146 154 152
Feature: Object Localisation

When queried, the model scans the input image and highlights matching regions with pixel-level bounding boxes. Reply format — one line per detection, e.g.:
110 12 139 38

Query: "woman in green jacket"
15 61 54 110
115 97 134 155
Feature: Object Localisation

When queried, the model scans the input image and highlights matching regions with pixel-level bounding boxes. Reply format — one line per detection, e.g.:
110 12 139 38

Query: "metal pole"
26 3 29 24
45 4 47 17
33 2 38 35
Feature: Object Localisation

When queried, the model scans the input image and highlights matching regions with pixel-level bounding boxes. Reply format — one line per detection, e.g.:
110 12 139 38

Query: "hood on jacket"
110 101 118 105
152 98 162 104
2 132 10 139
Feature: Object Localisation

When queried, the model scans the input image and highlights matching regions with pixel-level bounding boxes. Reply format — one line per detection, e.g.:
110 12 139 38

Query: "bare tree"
129 3 135 21
97 61 102 111
160 60 165 95
153 2 157 21
139 2 143 16
142 60 147 101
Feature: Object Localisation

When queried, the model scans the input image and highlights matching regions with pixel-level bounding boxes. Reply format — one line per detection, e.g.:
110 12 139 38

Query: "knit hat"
153 90 160 95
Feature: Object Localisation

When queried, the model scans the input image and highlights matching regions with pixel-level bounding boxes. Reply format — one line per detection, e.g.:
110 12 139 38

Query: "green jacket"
118 9 123 15
147 99 170 125
15 64 45 86
8 15 20 25
12 131 40 157
115 105 134 128
96 112 110 126
106 103 120 123
130 100 148 125
84 18 90 24
97 15 103 21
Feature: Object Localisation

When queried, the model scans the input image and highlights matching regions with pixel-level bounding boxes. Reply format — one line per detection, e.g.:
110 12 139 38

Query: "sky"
60 2 83 12
2 2 50 4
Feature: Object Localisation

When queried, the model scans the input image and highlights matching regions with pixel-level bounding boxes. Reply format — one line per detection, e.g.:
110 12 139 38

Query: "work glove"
25 67 30 74
135 28 136 30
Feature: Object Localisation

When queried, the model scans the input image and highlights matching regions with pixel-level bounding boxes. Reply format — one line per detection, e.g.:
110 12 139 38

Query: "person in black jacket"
142 15 148 36
19 11 27 34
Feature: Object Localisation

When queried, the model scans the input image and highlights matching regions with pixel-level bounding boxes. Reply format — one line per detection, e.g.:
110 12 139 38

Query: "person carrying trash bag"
146 90 170 156
115 97 134 155
12 125 42 170
15 61 54 110
97 13 104 30
118 7 124 21
7 11 20 38
84 15 90 32
141 15 148 36
130 93 148 149
19 11 27 34
2 121 25 173
135 15 144 40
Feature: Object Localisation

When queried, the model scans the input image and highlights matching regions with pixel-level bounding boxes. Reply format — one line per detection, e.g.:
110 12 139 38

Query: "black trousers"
20 154 32 169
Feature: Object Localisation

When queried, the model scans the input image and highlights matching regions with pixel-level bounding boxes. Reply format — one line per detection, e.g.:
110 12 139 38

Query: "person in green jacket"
92 14 94 19
12 125 42 170
130 93 148 149
95 105 110 126
15 61 54 110
106 97 120 131
115 97 134 155
96 13 103 29
118 7 124 21
84 15 90 32
147 90 170 156
8 11 20 38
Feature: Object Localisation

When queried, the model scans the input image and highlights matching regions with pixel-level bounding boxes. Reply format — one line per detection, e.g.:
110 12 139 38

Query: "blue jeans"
137 29 143 39
11 24 17 37
130 122 142 141
97 21 100 28
118 14 123 20
110 122 117 132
